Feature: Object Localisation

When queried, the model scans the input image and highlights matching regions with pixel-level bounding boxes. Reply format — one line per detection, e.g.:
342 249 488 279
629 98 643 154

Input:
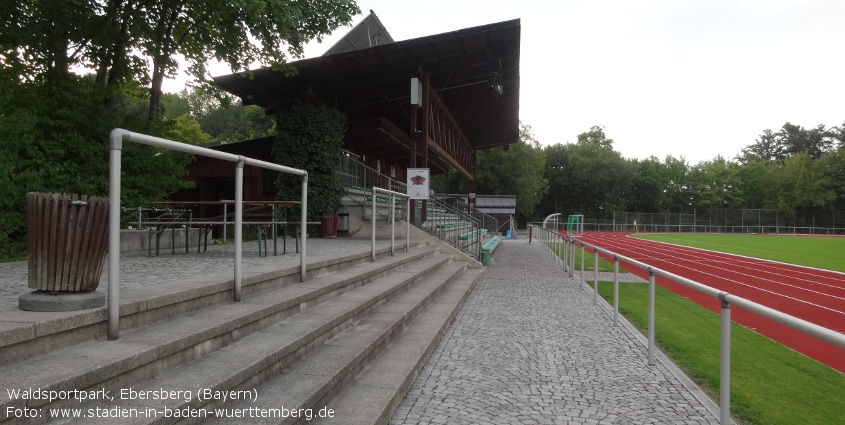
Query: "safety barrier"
530 225 845 425
107 129 309 340
370 187 410 261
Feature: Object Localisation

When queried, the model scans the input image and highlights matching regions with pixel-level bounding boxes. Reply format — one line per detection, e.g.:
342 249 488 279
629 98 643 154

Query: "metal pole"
719 293 732 425
390 193 395 256
234 158 244 302
648 269 656 365
406 197 410 253
613 256 620 327
107 132 123 340
223 204 228 242
594 248 599 304
371 187 377 262
300 174 308 281
580 243 585 285
563 234 568 272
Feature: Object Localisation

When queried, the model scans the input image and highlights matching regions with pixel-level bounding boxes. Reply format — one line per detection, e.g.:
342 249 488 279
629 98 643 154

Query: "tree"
2 0 361 133
687 156 743 210
475 124 548 223
818 149 845 210
768 152 835 212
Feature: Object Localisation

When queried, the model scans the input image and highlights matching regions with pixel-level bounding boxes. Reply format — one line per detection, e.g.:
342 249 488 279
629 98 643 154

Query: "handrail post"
234 157 244 302
613 255 620 327
580 243 585 284
593 247 599 304
300 174 308 282
390 193 395 256
563 234 568 272
718 292 732 425
648 268 656 365
107 131 123 340
371 187 377 262
405 197 410 253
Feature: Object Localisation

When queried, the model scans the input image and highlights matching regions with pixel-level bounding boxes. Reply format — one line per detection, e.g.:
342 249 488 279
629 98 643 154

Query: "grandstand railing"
337 151 406 194
531 225 845 425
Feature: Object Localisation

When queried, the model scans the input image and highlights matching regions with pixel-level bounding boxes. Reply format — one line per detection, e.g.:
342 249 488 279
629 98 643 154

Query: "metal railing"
337 151 406 194
108 129 309 340
431 193 498 236
424 195 483 259
531 225 845 425
370 187 410 261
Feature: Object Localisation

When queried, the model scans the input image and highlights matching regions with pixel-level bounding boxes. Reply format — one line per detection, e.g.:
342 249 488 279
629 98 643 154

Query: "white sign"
407 168 430 200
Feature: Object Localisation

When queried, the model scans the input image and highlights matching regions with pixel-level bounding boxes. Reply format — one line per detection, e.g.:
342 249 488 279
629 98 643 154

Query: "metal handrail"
531 226 845 425
426 195 483 258
370 187 411 261
108 129 309 340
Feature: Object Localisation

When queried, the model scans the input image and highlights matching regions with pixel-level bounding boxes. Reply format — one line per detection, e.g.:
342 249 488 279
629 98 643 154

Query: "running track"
572 232 845 374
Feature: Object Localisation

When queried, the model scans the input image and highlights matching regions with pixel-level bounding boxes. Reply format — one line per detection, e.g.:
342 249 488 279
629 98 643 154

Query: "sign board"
410 78 423 108
407 168 430 199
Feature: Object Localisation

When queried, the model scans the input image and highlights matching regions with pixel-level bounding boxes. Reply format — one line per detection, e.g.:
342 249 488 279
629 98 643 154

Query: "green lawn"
547 241 622 273
632 233 845 272
595 281 845 425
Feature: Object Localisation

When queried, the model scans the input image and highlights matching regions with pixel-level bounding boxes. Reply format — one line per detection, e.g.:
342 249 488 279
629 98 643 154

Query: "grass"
632 233 845 272
594 281 845 425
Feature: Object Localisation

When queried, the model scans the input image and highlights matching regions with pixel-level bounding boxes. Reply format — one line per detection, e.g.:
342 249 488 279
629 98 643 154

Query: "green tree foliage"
540 126 632 219
2 0 360 132
768 152 836 213
0 74 193 256
818 149 845 210
274 101 345 226
687 156 743 210
475 124 548 223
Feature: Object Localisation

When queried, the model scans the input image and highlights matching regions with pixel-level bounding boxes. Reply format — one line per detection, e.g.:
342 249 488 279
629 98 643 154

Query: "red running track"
573 231 845 373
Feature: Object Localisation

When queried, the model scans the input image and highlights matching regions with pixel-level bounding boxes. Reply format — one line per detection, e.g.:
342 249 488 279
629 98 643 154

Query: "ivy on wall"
274 101 345 228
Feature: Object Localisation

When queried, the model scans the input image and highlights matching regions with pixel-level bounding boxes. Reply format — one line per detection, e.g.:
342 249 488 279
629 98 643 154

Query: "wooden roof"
213 19 521 152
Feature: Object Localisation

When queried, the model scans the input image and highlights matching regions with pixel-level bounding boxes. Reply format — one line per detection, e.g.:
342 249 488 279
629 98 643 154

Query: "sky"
165 0 845 164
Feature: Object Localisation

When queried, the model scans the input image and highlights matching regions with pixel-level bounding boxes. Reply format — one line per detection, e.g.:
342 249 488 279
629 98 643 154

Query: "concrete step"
0 247 441 422
200 261 475 425
0 241 427 367
312 268 481 425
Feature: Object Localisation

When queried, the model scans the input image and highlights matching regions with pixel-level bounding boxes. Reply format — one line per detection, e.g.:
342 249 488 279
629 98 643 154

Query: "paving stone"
389 236 721 425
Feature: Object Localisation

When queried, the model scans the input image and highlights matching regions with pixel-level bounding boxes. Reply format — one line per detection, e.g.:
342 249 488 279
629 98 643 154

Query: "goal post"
567 214 584 237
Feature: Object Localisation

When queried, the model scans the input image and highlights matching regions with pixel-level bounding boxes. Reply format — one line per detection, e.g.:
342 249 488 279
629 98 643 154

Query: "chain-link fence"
604 209 845 234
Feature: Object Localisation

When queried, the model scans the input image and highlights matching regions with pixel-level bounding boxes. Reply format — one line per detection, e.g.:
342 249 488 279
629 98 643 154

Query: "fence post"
648 268 656 366
719 292 732 425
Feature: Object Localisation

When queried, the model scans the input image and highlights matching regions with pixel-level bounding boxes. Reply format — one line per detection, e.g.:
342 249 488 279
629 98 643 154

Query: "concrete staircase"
0 241 481 424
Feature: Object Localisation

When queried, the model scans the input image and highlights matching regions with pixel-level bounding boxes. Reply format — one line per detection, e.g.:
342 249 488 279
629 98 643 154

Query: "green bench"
458 229 488 240
480 236 502 266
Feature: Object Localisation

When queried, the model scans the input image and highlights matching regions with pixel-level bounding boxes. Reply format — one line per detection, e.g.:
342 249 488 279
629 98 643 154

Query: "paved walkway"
390 236 721 425
0 238 374 312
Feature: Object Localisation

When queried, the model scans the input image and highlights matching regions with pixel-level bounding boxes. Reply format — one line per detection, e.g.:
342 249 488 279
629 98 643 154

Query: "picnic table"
132 200 309 257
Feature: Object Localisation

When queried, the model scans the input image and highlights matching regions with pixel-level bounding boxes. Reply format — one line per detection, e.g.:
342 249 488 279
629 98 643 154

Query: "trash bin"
21 192 109 311
321 214 338 238
338 212 350 237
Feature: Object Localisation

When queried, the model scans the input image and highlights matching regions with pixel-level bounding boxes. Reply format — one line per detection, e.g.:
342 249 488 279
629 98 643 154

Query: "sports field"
575 232 845 374
633 233 845 272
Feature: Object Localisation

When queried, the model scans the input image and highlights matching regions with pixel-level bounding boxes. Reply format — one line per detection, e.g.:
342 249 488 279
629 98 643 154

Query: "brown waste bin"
321 214 338 239
26 192 109 292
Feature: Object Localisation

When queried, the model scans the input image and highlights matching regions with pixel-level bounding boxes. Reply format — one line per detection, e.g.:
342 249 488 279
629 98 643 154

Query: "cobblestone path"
390 237 720 425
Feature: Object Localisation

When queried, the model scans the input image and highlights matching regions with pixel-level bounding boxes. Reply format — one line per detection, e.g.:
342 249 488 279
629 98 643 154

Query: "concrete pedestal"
19 290 105 311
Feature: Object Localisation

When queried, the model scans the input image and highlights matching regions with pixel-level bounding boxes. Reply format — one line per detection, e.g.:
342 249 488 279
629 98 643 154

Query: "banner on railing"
406 168 430 200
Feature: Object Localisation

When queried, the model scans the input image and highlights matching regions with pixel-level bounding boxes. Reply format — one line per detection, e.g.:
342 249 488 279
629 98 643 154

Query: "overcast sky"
171 0 845 164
